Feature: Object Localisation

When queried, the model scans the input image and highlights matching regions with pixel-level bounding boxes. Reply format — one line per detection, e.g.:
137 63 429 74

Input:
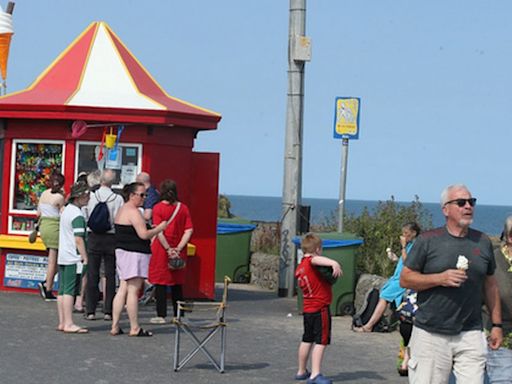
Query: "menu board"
3 253 58 289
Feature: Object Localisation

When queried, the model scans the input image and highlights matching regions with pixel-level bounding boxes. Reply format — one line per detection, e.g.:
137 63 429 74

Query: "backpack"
352 286 399 332
87 192 115 233
352 287 380 328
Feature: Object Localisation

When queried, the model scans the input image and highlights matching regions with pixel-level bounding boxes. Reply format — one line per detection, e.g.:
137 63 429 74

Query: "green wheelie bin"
295 232 363 316
216 219 256 283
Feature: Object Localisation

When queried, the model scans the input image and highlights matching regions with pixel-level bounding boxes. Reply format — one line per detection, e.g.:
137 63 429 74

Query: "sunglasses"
444 198 476 207
134 192 146 198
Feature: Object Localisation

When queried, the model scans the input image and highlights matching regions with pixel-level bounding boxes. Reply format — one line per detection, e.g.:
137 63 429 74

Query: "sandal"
129 328 153 337
110 328 124 336
63 327 89 334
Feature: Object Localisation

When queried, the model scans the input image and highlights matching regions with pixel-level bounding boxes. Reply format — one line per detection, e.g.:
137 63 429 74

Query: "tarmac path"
0 284 408 384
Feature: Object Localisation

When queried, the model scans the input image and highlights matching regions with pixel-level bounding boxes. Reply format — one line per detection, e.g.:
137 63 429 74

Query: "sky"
5 1 512 205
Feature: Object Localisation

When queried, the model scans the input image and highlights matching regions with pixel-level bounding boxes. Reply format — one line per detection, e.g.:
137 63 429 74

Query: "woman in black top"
110 182 166 337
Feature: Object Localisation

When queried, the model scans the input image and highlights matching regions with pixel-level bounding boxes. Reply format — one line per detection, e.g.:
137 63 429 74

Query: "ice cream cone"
0 33 12 80
456 255 469 271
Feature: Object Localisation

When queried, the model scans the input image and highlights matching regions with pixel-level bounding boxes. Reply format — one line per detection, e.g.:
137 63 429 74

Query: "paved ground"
0 284 408 384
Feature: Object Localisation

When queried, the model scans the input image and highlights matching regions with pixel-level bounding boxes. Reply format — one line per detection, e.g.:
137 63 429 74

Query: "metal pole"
279 0 306 298
337 138 349 233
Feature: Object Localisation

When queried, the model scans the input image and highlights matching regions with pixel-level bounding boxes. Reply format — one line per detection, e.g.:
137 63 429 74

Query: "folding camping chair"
172 276 231 373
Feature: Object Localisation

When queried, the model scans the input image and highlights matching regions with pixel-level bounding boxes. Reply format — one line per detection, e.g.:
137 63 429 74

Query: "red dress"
148 201 193 286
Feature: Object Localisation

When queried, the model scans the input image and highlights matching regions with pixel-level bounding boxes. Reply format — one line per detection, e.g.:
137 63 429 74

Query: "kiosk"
0 21 221 299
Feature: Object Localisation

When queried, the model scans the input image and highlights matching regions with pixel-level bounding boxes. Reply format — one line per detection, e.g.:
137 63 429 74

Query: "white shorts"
408 326 487 384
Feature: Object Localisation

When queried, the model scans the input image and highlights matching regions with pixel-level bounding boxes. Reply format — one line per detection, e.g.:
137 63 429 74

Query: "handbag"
157 203 186 270
28 219 40 244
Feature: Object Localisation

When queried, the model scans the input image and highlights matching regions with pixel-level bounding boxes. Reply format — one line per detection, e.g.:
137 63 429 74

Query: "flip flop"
110 328 124 336
129 328 153 337
63 327 89 334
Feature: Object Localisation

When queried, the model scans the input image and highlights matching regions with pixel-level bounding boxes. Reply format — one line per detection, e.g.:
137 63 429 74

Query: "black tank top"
114 224 151 254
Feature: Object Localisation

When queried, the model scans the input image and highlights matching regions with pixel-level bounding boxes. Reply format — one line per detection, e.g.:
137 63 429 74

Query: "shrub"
218 194 234 219
251 221 281 255
314 196 432 277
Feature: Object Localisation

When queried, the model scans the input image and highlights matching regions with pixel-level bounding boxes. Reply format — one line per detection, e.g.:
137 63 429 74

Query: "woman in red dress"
148 179 193 324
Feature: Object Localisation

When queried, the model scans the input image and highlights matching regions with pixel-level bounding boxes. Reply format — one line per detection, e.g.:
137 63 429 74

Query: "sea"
226 195 512 236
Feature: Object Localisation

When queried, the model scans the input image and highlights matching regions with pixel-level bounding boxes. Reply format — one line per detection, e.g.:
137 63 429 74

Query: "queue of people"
35 170 192 338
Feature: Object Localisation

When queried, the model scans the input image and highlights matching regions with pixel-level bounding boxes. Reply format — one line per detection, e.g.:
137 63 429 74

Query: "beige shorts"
408 326 487 384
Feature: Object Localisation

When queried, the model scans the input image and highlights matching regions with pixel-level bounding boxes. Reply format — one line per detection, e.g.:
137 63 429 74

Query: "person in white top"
37 173 65 302
84 169 124 321
56 181 90 334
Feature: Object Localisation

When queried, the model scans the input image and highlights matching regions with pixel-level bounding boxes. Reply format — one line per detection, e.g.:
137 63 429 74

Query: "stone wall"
250 252 279 291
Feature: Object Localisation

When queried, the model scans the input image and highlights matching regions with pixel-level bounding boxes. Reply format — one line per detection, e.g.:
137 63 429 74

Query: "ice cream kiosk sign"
333 97 360 139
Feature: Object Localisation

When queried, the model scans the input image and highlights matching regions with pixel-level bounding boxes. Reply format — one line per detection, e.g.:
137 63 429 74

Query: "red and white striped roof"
0 21 221 129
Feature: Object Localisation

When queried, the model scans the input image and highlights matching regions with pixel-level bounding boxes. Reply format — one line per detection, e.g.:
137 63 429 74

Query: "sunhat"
69 181 89 199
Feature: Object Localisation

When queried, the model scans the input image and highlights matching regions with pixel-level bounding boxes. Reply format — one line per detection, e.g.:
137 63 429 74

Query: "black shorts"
302 306 331 345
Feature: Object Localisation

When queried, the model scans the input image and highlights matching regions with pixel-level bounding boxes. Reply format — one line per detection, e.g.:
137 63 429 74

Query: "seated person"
354 222 420 332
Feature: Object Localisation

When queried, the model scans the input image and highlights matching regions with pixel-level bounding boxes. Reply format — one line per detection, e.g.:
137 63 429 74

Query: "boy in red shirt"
295 233 342 384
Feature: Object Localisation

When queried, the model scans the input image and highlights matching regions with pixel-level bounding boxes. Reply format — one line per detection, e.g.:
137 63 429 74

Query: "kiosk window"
9 141 64 234
12 141 64 211
76 142 141 187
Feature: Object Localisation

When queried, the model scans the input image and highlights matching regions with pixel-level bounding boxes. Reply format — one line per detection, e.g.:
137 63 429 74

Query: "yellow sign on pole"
333 97 360 139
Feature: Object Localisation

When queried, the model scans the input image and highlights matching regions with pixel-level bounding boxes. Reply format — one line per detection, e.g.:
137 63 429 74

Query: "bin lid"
292 236 363 248
217 223 257 234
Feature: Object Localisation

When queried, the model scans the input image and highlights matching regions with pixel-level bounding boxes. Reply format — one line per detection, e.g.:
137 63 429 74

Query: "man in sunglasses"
400 184 502 384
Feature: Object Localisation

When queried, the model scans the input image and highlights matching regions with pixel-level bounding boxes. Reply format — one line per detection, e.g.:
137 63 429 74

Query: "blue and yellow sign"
333 97 360 139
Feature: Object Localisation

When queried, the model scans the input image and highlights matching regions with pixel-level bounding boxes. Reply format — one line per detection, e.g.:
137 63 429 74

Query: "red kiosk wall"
1 136 12 234
186 152 219 299
139 141 219 299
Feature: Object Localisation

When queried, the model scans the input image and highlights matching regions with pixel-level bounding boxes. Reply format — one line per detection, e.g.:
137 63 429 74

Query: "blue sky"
6 1 512 205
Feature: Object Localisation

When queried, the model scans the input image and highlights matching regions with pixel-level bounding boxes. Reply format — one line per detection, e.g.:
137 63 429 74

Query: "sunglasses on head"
444 198 476 207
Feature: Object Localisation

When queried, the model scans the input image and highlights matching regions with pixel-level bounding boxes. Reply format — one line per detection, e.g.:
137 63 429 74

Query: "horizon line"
222 193 512 208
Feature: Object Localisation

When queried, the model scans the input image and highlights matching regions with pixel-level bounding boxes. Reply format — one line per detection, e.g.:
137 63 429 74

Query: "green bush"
251 222 281 255
314 196 432 277
218 194 234 219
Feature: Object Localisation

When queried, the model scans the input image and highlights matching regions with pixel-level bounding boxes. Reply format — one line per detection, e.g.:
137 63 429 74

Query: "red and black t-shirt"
295 255 332 313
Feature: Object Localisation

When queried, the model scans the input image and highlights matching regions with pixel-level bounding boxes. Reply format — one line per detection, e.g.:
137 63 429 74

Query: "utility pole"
337 137 349 232
279 0 310 298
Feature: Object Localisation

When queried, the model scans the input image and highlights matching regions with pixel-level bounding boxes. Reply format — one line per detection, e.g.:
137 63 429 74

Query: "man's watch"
491 323 503 328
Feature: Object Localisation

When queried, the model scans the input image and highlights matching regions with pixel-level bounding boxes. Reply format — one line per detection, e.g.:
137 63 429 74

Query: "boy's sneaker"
307 374 332 384
44 291 57 302
84 313 96 321
150 316 166 324
295 370 311 380
37 281 47 300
